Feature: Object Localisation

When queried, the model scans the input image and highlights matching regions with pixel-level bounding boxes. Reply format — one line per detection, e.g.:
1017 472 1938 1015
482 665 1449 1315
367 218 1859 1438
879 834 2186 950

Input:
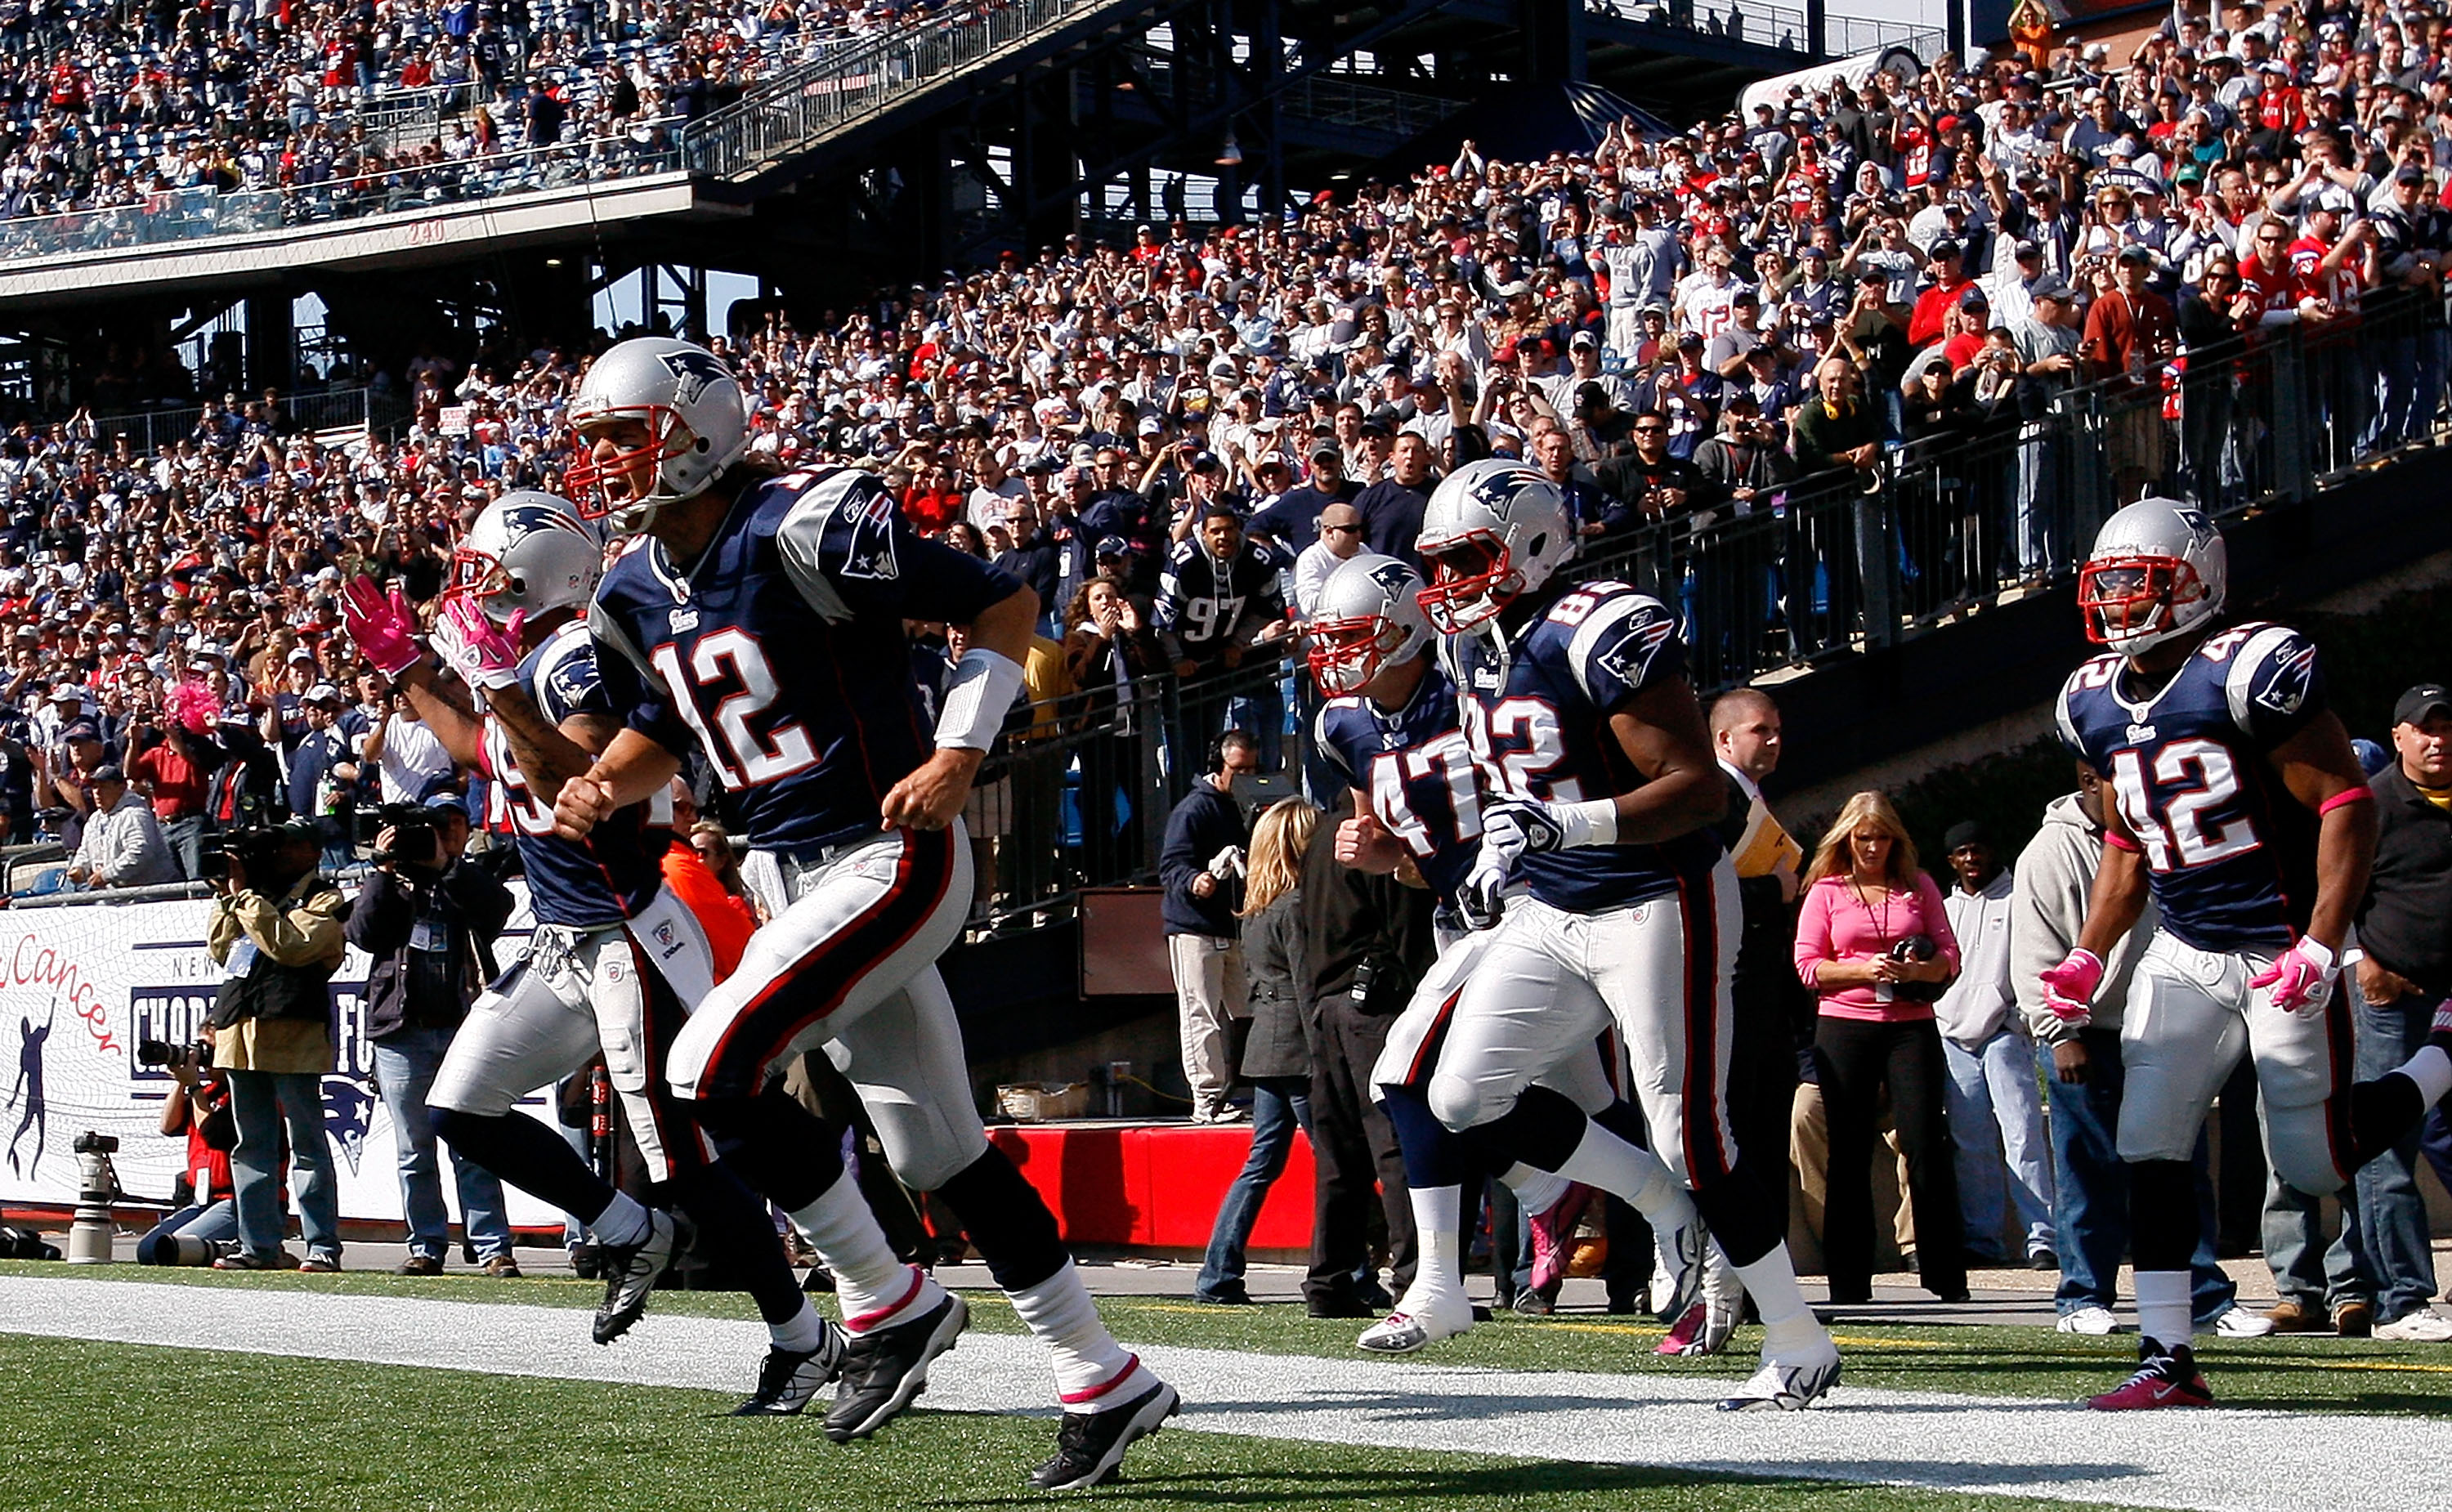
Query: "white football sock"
2394 1044 2452 1106
1009 1258 1141 1411
592 1191 650 1249
771 1300 830 1353
790 1179 940 1334
1398 1184 1465 1311
2136 1269 2192 1354
1502 1164 1570 1216
1554 1121 1688 1221
1730 1243 1829 1358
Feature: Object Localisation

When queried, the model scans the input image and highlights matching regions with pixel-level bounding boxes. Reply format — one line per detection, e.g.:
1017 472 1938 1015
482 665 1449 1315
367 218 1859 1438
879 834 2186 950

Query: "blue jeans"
2038 1032 2238 1322
226 1067 341 1262
373 1025 512 1262
1942 1028 2055 1260
1196 1077 1310 1300
163 816 205 882
2354 991 2438 1322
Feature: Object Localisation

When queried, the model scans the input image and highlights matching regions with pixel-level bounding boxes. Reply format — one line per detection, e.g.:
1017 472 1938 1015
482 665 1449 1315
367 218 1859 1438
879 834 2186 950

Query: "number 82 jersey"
2056 621 2326 954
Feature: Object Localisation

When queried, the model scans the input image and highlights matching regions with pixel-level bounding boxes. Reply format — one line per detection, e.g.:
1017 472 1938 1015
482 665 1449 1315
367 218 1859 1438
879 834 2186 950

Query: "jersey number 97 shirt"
2056 621 2326 954
591 468 1022 853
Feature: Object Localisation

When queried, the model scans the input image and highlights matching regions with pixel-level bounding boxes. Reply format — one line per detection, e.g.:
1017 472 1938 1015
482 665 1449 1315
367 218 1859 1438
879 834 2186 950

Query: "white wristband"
934 646 1026 751
2297 936 2338 975
1553 797 1620 848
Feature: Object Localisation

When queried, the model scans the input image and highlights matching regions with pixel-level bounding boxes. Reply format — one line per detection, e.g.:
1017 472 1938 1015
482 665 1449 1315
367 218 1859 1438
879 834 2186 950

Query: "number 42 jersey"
590 467 1022 853
2056 621 2327 955
1442 579 1722 913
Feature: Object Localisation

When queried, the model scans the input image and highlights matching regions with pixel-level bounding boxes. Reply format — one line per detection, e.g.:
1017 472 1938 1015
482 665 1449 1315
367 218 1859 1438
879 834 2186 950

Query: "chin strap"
935 646 1027 751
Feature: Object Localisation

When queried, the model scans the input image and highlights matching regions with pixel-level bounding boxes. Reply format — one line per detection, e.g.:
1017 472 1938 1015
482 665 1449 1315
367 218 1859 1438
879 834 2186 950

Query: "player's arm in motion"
1604 677 1732 839
2266 711 2376 963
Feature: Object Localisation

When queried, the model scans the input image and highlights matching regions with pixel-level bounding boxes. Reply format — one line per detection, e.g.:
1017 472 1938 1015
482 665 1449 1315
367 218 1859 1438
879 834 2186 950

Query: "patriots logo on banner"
2253 640 2318 718
1595 606 1678 688
658 347 734 405
323 1076 374 1176
838 483 901 582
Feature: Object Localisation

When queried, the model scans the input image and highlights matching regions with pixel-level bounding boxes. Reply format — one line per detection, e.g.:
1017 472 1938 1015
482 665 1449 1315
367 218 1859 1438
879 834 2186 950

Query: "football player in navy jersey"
2047 498 2452 1410
1416 459 1841 1412
1307 551 1704 1356
549 338 1177 1490
347 493 931 1425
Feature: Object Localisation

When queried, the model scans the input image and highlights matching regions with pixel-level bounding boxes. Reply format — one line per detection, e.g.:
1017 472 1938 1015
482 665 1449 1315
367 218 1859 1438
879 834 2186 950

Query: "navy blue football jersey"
591 467 1021 852
2056 621 2326 953
479 620 664 928
1443 579 1722 911
1316 664 1481 906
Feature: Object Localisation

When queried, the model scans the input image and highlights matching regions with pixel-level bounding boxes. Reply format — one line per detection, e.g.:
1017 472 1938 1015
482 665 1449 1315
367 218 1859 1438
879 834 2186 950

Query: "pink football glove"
2038 947 2105 1028
435 597 526 691
340 576 423 678
2250 936 2338 1015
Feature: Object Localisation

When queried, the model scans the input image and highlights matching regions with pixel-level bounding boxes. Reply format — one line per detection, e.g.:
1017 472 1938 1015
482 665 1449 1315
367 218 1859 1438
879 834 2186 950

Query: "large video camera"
356 802 445 870
199 822 291 886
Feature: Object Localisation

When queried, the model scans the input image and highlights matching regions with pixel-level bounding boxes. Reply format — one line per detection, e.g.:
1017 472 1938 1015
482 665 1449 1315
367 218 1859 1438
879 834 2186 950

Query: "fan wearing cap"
2079 245 2178 503
1908 239 1978 349
65 761 177 890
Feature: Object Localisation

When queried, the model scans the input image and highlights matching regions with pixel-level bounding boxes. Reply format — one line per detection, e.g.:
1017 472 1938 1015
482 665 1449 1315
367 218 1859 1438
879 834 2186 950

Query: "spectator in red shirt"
126 704 213 882
2081 246 2181 501
1908 240 1975 349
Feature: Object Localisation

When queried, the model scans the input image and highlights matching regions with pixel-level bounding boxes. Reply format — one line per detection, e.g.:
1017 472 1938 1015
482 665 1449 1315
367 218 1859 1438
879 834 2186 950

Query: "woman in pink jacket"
1793 790 1968 1305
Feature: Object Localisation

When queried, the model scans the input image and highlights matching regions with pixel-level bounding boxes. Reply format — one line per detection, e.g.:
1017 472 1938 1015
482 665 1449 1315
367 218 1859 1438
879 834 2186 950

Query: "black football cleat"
1027 1376 1181 1491
732 1326 849 1416
823 1291 969 1443
592 1210 677 1345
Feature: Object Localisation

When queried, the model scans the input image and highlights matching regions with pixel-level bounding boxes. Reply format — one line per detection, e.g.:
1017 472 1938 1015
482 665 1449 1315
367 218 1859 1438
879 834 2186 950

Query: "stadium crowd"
7 0 2452 1332
0 0 959 226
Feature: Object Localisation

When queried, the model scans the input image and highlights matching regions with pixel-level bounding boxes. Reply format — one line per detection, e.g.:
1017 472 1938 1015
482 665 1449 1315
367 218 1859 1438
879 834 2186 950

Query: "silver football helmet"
1415 459 1576 635
1307 553 1434 697
565 337 748 534
2078 496 2227 655
443 491 606 625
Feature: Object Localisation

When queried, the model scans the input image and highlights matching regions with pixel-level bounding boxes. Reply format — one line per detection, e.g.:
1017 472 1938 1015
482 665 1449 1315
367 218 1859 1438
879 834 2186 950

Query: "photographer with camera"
205 817 348 1272
65 763 178 891
134 1030 240 1267
346 794 519 1277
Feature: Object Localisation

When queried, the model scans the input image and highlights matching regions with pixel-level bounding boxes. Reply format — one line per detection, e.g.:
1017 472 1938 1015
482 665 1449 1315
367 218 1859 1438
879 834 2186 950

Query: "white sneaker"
1716 1344 1841 1411
2206 1307 2278 1339
2374 1310 2452 1342
1357 1289 1473 1354
2056 1306 2120 1336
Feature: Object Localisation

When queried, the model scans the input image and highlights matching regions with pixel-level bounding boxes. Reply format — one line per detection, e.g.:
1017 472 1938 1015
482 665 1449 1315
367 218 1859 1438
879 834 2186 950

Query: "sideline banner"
0 890 571 1230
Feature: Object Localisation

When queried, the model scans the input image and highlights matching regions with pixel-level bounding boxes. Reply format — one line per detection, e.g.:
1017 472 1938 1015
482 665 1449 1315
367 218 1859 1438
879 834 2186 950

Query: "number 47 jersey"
1316 665 1481 906
2056 621 2327 955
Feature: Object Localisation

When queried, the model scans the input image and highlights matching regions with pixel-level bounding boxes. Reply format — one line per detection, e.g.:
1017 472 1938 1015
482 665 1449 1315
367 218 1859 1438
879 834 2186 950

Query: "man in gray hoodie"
2010 763 2269 1339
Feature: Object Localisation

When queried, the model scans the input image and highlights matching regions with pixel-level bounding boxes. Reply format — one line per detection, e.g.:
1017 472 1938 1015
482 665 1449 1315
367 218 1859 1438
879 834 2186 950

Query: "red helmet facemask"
563 407 690 520
2077 553 2200 648
1306 612 1403 697
1416 530 1518 635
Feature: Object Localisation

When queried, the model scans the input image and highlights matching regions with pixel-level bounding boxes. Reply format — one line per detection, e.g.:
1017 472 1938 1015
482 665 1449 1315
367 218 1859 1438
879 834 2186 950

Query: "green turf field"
9 1259 2449 1418
0 1331 2144 1512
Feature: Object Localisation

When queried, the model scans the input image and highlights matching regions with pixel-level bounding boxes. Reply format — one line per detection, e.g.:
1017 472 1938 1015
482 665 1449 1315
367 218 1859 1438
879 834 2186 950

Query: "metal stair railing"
685 0 1107 182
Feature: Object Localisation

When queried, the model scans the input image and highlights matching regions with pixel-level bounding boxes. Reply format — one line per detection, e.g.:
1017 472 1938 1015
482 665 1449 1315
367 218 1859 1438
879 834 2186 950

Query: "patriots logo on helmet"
322 1076 374 1176
1367 559 1414 596
2173 505 2213 541
2253 639 2318 718
1595 606 1679 688
1465 467 1543 519
659 348 734 405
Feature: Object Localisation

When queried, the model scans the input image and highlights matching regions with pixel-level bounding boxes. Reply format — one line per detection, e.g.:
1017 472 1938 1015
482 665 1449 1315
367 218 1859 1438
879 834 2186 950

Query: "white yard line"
2 1274 2445 1512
